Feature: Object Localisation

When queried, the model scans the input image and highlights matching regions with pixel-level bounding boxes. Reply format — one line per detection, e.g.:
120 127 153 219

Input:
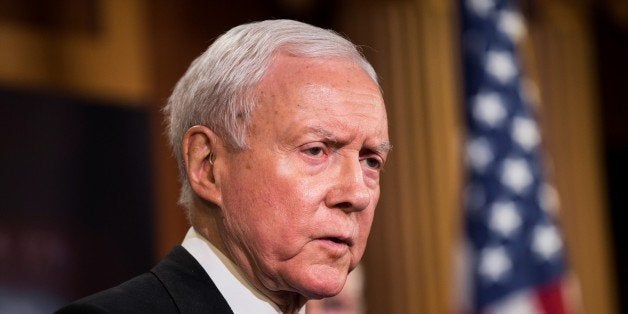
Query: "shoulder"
151 246 234 313
56 272 177 314
56 246 233 314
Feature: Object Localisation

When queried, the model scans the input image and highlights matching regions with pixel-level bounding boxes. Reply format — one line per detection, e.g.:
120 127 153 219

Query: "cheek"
222 160 328 253
261 180 328 248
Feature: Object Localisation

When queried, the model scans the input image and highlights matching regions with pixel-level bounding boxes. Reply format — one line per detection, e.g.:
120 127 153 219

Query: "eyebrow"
375 142 393 155
301 126 344 147
307 126 392 155
308 127 336 141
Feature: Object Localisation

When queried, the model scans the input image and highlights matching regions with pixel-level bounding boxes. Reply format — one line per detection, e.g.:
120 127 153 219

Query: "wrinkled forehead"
257 54 386 125
250 54 388 142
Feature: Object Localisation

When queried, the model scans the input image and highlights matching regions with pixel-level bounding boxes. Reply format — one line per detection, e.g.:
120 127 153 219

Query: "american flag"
460 0 573 312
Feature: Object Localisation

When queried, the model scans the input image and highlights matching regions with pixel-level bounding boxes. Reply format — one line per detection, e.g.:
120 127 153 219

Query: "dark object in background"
594 5 628 313
0 87 154 313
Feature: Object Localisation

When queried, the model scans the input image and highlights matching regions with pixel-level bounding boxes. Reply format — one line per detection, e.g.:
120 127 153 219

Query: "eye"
305 146 324 157
301 143 329 159
363 156 383 170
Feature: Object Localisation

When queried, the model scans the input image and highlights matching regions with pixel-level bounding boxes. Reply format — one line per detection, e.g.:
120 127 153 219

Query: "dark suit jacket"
56 246 234 313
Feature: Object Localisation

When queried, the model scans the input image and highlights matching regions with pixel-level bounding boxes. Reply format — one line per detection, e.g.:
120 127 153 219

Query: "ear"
182 125 225 207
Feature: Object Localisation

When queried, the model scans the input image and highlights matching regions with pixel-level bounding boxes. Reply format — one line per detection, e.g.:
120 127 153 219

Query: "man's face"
217 53 389 299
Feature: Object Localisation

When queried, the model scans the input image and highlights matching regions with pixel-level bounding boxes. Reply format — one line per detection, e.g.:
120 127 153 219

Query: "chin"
299 267 348 299
304 283 344 299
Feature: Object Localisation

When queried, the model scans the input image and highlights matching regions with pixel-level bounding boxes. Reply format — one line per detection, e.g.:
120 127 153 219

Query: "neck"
273 292 306 314
190 206 306 313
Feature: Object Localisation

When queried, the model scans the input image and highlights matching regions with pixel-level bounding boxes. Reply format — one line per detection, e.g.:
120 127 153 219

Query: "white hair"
164 19 379 209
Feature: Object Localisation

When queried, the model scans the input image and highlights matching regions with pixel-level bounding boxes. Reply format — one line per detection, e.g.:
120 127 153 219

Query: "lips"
319 235 354 247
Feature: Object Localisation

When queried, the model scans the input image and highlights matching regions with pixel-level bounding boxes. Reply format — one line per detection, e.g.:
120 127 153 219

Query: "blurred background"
0 0 625 313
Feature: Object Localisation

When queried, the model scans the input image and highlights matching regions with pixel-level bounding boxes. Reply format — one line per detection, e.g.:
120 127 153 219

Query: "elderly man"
58 19 389 314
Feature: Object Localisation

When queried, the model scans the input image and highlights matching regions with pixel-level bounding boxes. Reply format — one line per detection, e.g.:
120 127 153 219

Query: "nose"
325 156 371 212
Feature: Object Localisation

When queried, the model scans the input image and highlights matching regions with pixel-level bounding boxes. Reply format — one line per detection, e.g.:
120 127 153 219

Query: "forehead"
247 54 389 151
260 53 379 92
253 54 387 126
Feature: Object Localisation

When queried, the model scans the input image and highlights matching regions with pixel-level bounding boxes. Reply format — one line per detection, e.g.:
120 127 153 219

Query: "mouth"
320 236 353 247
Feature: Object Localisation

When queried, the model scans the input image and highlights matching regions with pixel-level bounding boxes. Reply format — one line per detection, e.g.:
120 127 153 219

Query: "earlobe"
182 125 224 207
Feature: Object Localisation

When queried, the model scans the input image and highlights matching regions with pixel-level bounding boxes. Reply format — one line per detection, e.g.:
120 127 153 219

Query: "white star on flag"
473 92 508 127
511 116 540 151
486 50 518 84
466 0 496 17
500 157 533 194
467 137 495 172
497 10 526 43
532 224 563 261
479 246 512 282
489 201 522 237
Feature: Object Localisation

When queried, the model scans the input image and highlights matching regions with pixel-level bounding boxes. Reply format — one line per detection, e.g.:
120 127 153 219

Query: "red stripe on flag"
536 280 566 314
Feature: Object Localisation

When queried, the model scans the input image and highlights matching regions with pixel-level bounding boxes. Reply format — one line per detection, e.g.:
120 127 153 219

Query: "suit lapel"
151 246 234 314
